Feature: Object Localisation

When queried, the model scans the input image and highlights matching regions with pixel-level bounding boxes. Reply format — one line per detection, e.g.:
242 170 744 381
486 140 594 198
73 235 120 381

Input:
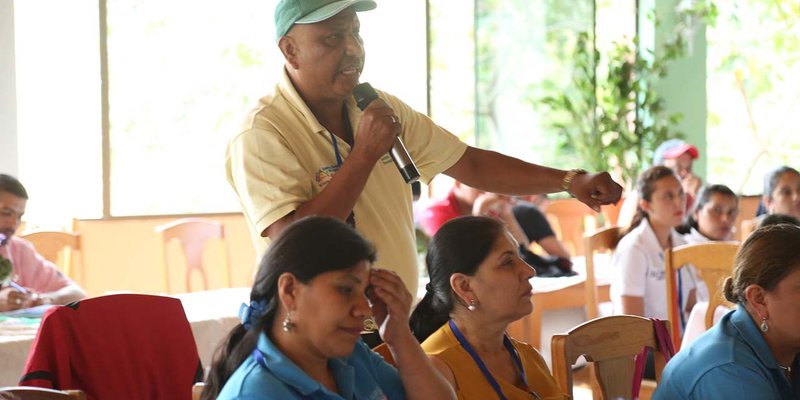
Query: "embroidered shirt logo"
315 165 340 188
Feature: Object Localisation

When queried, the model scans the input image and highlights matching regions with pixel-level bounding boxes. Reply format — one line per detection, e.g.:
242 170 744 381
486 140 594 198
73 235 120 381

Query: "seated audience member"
410 216 567 400
611 166 699 321
677 184 739 243
654 224 800 399
618 139 701 228
758 213 800 229
420 182 572 276
0 174 85 311
202 216 453 400
761 166 800 219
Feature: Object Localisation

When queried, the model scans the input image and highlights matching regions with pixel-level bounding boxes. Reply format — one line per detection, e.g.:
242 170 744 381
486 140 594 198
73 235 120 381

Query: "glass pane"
706 0 800 195
429 0 602 169
106 0 428 216
15 0 102 227
106 0 278 216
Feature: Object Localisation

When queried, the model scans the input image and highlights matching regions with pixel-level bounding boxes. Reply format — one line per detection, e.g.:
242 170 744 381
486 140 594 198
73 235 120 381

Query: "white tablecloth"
0 288 249 386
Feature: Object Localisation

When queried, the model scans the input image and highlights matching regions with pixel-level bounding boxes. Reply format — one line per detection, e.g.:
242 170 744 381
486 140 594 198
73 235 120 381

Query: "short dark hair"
758 213 800 229
676 184 738 234
0 174 28 199
763 166 799 200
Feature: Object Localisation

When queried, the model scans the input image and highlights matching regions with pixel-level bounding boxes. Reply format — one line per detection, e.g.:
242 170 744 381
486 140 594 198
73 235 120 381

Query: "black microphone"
353 82 420 184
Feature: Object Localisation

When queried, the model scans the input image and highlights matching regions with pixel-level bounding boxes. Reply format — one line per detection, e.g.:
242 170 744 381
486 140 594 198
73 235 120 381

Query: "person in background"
677 184 739 243
611 166 701 380
761 166 800 220
654 224 800 399
410 216 567 400
611 166 699 321
618 139 701 229
654 139 702 204
420 182 573 277
420 181 570 260
202 216 454 400
225 0 622 294
0 174 85 311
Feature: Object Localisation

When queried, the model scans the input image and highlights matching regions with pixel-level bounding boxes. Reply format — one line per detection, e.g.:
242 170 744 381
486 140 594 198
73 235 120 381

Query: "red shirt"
419 190 463 237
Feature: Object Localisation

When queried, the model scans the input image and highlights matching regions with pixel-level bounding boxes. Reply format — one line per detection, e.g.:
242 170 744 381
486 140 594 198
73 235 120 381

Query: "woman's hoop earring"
282 310 295 332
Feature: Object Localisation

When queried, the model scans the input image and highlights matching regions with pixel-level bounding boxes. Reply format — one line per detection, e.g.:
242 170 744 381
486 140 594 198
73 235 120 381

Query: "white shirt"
683 227 710 245
610 220 698 320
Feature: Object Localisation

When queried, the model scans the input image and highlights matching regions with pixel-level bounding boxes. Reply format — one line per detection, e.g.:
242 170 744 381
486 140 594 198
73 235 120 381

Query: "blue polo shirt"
217 333 405 400
654 305 800 399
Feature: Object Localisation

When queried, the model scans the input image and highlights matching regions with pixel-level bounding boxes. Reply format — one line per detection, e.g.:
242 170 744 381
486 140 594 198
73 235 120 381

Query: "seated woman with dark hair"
677 184 739 243
410 216 566 400
201 216 454 400
654 223 800 399
761 166 800 219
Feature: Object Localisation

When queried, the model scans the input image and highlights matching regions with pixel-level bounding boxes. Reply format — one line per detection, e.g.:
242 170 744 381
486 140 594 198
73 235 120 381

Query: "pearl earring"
282 311 295 332
467 299 477 312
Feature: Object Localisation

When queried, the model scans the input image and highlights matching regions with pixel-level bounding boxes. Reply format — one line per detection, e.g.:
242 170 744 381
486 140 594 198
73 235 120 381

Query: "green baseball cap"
274 0 377 41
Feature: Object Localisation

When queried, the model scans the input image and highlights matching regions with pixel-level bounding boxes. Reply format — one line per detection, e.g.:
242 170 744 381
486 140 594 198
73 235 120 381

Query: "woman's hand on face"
367 268 413 345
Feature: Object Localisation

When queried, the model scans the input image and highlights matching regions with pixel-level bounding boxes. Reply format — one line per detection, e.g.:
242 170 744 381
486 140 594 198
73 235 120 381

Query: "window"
13 0 427 225
706 0 800 194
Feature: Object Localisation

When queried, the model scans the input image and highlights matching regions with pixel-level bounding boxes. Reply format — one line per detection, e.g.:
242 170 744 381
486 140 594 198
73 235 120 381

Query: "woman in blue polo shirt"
201 216 454 400
654 223 800 399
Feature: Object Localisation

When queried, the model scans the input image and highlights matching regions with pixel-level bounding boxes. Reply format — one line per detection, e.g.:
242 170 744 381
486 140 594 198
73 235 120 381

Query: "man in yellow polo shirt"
225 0 623 292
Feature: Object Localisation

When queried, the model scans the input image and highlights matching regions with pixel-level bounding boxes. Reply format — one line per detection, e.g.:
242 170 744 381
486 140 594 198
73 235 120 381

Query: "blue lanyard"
448 320 541 400
328 130 356 227
252 348 312 399
329 131 344 167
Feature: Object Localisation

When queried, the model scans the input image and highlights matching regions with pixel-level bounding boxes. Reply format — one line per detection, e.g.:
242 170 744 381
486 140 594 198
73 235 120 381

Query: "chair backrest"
191 383 204 400
544 198 600 256
583 226 622 320
20 231 82 280
738 217 758 241
20 294 202 400
551 315 670 400
0 387 86 400
156 218 231 293
664 242 739 349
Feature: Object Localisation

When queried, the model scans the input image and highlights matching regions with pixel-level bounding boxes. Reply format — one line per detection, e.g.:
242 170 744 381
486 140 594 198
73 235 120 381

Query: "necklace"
779 365 792 378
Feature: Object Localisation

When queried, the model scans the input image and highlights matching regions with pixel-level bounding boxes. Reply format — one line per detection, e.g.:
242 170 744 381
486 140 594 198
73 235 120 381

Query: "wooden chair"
191 383 204 400
551 315 671 400
20 230 83 281
665 242 739 350
544 198 600 256
738 217 758 241
0 387 86 400
156 218 232 293
583 226 622 320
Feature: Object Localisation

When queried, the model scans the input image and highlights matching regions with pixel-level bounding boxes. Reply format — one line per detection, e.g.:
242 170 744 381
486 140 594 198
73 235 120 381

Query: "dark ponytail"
201 216 376 399
410 216 505 342
624 166 679 236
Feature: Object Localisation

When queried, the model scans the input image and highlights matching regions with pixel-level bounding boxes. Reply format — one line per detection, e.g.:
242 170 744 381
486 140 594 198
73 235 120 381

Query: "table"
508 255 611 350
0 288 249 386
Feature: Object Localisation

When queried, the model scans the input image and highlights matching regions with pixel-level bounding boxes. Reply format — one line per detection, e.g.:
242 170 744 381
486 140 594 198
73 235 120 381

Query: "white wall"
0 0 18 176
